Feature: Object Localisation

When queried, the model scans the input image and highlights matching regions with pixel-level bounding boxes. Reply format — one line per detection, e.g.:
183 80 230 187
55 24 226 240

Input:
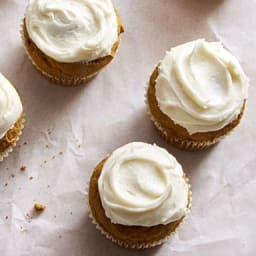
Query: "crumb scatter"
20 166 27 172
34 203 46 212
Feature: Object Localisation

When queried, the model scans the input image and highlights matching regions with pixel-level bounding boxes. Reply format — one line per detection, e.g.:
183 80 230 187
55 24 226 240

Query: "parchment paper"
0 0 255 255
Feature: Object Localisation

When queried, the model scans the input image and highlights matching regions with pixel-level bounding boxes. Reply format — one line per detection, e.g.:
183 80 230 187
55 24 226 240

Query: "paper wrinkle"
0 0 255 255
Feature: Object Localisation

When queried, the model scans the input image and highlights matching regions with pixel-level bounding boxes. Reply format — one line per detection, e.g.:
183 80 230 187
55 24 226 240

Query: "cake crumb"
5 216 8 220
58 235 62 239
20 166 27 172
4 183 8 187
59 152 63 155
46 145 49 148
34 203 46 212
23 142 27 145
29 177 33 180
11 174 15 178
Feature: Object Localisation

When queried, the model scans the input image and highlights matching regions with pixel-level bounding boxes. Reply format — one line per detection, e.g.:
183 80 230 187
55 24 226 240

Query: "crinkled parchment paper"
0 0 255 255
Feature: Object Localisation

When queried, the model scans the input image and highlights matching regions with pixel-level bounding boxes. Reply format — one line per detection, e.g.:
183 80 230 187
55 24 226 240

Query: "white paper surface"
0 0 256 255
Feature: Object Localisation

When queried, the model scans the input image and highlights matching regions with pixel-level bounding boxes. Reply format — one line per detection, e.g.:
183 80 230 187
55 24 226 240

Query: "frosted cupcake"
88 142 191 249
147 39 249 151
0 74 24 160
22 0 124 86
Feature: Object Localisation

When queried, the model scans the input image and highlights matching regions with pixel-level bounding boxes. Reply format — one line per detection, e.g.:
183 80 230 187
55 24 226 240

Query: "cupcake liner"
42 71 99 87
87 170 192 249
145 82 228 151
0 114 25 162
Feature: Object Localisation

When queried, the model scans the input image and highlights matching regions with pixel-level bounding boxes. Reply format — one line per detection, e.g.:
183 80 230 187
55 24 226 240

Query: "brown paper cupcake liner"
146 102 225 151
0 114 25 162
86 167 192 249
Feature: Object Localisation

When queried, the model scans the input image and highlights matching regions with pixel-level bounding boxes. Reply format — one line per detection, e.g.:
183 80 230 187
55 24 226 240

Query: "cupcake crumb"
34 203 46 212
29 177 33 180
59 152 63 155
5 216 8 220
4 183 8 187
23 142 27 145
20 166 27 172
52 156 56 159
46 145 49 148
11 174 15 178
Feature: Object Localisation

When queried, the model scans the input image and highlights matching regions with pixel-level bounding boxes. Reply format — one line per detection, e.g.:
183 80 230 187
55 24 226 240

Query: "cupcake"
88 142 191 249
0 73 24 161
22 0 124 86
146 39 249 151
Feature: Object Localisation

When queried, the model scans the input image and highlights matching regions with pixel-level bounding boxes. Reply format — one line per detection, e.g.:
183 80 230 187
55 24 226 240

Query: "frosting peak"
155 39 249 134
25 0 118 63
98 142 189 227
0 74 23 139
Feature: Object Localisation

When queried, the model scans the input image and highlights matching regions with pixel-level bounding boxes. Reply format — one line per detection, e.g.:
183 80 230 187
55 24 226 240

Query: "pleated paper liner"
0 114 25 162
146 104 224 151
21 16 123 87
87 158 192 249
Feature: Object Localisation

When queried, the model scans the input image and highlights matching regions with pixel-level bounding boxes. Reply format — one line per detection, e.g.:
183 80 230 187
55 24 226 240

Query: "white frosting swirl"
25 0 118 63
155 39 249 135
98 142 189 227
0 74 23 139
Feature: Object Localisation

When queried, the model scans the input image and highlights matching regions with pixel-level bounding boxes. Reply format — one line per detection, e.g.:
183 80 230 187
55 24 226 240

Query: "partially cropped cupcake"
0 74 24 161
88 142 191 249
147 39 249 151
22 0 124 86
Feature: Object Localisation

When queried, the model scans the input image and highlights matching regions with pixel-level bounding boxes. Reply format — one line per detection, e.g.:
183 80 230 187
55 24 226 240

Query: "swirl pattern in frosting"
155 39 249 135
25 0 118 63
98 142 189 227
0 74 23 139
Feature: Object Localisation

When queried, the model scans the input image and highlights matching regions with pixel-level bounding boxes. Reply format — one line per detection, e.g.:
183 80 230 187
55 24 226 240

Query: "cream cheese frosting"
98 142 189 227
25 0 118 63
0 74 23 139
155 39 249 135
